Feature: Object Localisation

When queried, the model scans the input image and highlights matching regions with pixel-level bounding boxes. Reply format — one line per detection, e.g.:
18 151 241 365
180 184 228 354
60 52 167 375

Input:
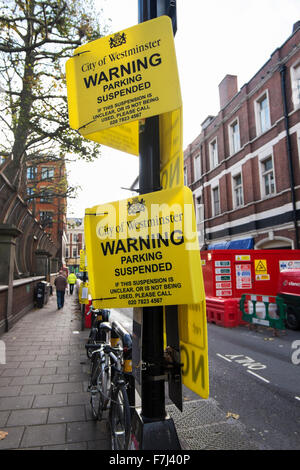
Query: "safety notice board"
84 186 203 309
66 16 181 154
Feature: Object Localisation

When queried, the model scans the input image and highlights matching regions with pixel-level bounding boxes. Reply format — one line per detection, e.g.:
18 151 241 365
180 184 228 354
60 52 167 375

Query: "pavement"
0 291 261 451
0 291 110 450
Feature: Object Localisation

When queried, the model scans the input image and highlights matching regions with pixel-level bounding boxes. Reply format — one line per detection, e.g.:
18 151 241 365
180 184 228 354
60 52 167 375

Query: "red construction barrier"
201 249 300 328
206 297 246 328
84 300 92 328
201 249 300 298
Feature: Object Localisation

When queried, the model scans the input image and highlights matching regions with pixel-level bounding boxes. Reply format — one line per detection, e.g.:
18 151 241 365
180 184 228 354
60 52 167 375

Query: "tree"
0 0 110 189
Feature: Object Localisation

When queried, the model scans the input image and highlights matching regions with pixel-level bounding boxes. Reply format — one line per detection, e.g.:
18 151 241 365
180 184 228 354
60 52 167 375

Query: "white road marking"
295 396 300 401
217 353 270 383
216 353 232 362
247 370 270 383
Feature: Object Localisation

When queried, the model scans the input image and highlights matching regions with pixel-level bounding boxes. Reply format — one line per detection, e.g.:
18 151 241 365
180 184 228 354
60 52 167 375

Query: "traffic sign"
79 249 87 272
86 120 139 155
159 107 184 189
178 302 209 399
157 95 209 401
84 186 202 309
66 16 182 142
79 282 89 305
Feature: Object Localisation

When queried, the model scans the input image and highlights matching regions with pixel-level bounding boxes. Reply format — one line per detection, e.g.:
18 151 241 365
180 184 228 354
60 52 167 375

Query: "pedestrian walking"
67 272 77 295
54 270 67 309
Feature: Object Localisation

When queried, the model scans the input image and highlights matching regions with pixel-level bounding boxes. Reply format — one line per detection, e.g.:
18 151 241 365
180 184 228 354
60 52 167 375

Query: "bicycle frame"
85 319 133 449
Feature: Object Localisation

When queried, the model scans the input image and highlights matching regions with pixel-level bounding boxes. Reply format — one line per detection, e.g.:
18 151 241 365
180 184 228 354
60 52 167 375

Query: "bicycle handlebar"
85 342 122 368
85 343 103 350
104 344 122 355
85 343 122 354
112 320 132 349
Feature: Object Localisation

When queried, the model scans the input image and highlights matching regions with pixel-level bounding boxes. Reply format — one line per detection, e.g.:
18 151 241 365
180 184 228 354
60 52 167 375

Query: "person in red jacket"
54 271 67 309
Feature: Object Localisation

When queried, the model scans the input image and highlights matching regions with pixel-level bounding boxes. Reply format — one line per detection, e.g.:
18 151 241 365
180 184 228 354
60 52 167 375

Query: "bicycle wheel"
109 383 131 450
90 354 103 420
90 354 110 421
81 304 85 331
86 329 97 359
100 354 110 412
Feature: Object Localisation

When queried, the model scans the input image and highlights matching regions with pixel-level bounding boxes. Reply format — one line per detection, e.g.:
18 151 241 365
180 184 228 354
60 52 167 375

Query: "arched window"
255 236 293 250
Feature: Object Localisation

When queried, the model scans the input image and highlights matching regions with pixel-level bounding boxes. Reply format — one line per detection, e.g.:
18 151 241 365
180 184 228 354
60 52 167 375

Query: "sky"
66 0 300 218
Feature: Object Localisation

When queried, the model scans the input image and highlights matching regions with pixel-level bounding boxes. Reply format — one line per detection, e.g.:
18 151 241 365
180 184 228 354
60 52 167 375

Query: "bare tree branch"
0 0 108 194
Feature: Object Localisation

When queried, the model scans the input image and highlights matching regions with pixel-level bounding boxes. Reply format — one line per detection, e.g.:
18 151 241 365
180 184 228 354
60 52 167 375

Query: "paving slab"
0 293 110 450
20 423 67 448
7 408 48 426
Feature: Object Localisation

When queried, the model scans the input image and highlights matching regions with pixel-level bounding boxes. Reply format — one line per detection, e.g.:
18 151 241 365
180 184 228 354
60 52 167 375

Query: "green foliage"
0 0 110 180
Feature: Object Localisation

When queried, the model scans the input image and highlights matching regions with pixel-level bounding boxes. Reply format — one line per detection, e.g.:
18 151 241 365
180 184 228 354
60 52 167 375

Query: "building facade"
184 22 300 250
65 218 84 272
26 158 67 262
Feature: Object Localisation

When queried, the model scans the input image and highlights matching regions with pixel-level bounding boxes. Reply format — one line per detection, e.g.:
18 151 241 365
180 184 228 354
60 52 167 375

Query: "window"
184 167 188 185
41 167 54 180
73 247 77 258
209 139 218 169
233 173 243 208
255 92 271 135
212 186 220 216
39 211 53 228
27 187 34 202
195 193 205 245
229 119 240 154
194 154 201 181
40 189 53 203
261 157 275 197
195 196 203 225
27 167 37 180
65 248 69 258
291 62 300 108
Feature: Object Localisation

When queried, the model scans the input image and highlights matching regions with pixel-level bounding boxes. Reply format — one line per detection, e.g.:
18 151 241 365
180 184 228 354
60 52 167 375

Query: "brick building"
26 158 67 261
184 21 300 251
65 218 84 272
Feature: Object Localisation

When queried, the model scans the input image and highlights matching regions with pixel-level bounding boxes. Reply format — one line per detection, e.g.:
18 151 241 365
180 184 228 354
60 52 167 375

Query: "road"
207 322 300 450
110 307 300 450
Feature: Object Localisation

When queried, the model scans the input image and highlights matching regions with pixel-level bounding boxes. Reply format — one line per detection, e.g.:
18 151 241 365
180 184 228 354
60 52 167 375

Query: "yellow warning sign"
256 274 270 281
178 302 209 399
79 249 87 272
235 255 251 261
160 107 184 189
255 259 267 274
85 121 139 156
158 104 209 399
79 282 90 305
84 186 203 309
66 16 182 141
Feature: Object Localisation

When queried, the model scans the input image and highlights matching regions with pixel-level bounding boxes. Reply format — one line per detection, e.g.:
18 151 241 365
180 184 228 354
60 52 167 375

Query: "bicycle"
85 306 110 359
85 323 131 450
86 322 112 421
108 342 131 450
